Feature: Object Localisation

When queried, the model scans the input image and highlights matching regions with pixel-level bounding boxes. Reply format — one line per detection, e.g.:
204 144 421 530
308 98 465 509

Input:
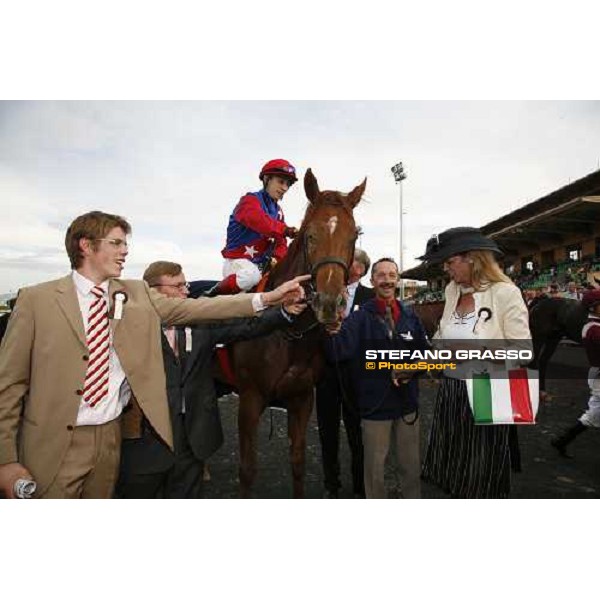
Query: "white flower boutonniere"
112 291 128 320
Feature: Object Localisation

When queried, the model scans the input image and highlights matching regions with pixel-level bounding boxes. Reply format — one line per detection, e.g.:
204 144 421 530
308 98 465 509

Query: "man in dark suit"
116 261 305 498
316 249 374 498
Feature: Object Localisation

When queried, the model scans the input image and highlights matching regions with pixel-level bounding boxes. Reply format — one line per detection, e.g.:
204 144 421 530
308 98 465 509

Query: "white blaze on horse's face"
327 216 338 236
323 217 341 285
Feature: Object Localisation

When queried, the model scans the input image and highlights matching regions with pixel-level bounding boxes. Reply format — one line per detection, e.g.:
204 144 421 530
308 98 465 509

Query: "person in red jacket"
205 159 299 296
551 288 600 457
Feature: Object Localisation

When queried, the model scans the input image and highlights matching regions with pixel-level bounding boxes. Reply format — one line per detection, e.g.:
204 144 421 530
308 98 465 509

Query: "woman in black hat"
419 227 531 498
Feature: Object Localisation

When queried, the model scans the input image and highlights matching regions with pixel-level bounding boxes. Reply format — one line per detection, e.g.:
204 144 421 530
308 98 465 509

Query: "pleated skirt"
422 377 511 499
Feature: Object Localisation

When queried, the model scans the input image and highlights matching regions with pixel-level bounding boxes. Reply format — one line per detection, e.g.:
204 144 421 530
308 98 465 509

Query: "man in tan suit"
0 211 307 499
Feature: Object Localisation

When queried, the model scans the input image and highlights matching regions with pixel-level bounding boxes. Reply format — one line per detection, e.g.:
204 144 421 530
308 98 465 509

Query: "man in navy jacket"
325 258 429 498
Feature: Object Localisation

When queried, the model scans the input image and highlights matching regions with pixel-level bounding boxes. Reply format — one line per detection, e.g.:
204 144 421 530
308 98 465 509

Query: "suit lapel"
161 328 177 362
177 329 190 375
352 284 369 311
55 275 87 349
351 285 362 312
161 327 188 374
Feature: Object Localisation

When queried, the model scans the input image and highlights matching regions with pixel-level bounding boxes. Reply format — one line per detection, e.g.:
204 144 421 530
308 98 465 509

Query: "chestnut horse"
233 168 366 498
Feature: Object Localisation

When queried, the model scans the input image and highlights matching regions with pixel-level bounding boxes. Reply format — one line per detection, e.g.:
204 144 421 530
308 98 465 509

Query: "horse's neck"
268 238 308 290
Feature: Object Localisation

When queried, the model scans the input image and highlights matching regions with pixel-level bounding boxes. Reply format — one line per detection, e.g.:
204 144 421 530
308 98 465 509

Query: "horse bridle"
279 233 353 340
310 256 350 283
282 256 349 341
302 236 353 304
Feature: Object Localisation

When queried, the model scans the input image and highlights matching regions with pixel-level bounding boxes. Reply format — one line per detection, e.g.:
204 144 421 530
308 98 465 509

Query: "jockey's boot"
550 421 588 458
203 274 241 297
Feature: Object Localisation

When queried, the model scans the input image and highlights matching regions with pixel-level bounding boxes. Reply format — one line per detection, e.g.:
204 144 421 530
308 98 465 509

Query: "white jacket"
435 281 531 341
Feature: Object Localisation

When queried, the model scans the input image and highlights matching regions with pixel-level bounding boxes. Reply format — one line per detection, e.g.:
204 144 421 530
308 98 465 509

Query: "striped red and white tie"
83 286 110 408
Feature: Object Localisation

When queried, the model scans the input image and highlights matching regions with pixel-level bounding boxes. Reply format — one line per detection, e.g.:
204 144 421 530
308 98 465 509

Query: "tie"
83 286 110 408
165 326 179 357
385 305 396 340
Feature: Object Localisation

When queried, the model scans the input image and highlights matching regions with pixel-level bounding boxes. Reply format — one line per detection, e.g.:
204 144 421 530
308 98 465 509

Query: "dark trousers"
116 415 204 499
316 362 365 496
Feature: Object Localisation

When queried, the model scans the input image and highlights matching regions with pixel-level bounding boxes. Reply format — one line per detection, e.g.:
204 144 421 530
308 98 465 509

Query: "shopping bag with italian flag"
466 368 539 425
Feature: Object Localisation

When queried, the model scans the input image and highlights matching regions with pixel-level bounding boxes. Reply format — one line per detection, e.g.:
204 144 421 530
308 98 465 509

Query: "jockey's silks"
222 190 288 266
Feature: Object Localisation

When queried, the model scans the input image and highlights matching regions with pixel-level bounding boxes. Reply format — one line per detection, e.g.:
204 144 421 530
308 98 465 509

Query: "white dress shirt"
345 281 360 317
72 271 131 426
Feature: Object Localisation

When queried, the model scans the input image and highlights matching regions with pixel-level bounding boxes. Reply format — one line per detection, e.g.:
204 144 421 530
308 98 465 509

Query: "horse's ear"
304 168 319 203
346 177 367 208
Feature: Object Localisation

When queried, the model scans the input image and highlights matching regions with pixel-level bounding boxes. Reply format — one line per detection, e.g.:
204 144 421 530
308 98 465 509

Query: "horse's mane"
268 229 307 289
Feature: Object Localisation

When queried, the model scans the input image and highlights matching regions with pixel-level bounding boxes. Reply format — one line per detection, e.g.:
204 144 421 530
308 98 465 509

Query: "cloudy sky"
1 100 600 294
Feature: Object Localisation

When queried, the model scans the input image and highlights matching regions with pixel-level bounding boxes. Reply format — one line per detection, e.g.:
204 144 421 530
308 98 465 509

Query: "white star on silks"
244 245 258 258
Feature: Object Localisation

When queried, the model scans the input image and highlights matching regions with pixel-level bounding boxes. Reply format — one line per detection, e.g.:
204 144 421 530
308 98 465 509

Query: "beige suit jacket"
0 275 255 495
435 281 531 340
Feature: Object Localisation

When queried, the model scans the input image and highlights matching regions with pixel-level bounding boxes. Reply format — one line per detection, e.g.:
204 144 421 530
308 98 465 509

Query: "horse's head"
301 168 366 324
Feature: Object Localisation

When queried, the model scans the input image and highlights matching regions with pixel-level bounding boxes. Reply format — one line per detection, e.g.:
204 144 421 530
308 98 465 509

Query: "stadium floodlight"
391 161 407 298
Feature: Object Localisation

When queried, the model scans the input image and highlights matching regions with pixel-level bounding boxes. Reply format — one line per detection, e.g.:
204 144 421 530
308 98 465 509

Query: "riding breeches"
580 366 600 428
222 258 262 291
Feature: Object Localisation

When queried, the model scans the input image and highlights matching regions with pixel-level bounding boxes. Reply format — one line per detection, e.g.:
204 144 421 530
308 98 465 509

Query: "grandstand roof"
401 262 439 281
402 169 600 281
481 169 600 256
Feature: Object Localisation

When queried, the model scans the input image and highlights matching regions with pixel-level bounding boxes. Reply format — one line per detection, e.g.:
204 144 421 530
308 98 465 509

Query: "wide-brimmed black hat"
417 227 503 264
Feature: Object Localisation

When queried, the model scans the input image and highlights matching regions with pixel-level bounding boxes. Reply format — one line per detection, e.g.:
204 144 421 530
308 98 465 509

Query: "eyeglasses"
151 282 190 291
97 238 129 249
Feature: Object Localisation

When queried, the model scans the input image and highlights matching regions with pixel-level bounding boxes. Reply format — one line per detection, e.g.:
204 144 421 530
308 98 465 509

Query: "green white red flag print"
466 368 539 425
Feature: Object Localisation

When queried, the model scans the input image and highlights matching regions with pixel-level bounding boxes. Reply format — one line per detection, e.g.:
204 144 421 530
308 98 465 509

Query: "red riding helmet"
259 159 297 184
582 288 600 310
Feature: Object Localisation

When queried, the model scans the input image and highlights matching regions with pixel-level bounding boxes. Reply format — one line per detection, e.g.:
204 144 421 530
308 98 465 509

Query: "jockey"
551 288 600 457
205 159 299 296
